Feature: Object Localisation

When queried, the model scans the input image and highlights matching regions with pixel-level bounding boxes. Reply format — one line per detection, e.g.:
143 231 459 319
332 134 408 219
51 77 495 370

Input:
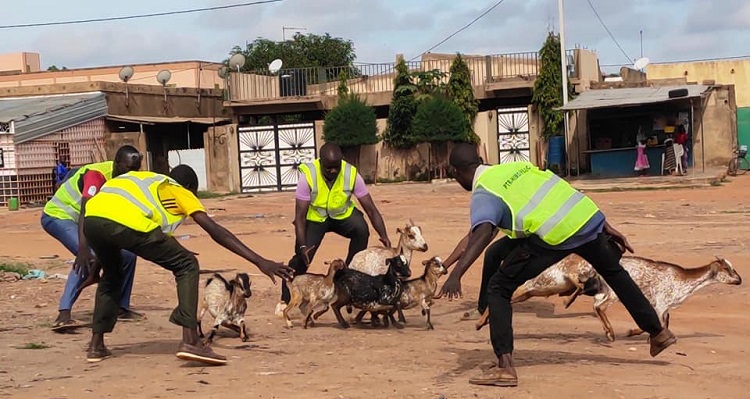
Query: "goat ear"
409 218 415 227
422 259 429 266
324 261 330 265
396 227 404 234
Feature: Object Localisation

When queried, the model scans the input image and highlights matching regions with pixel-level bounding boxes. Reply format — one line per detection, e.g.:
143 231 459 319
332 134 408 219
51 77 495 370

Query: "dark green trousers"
84 216 199 333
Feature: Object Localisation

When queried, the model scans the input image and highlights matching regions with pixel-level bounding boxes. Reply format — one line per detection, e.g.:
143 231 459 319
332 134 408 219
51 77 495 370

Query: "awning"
107 114 231 125
558 85 710 111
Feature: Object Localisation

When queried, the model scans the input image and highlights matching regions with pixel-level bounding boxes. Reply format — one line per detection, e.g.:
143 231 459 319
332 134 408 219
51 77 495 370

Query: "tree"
412 95 467 178
447 53 479 143
383 58 418 149
531 31 574 141
323 87 379 166
47 65 68 71
226 33 357 81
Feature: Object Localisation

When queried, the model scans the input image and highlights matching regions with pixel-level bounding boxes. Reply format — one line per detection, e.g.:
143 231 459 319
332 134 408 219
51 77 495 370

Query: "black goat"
328 254 410 329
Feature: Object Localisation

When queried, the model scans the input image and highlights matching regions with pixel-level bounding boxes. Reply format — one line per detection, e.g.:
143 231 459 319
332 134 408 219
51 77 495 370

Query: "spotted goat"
198 273 252 344
476 254 743 341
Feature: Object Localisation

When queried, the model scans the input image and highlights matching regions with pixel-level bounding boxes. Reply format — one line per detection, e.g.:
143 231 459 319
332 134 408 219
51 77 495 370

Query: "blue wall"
588 146 694 177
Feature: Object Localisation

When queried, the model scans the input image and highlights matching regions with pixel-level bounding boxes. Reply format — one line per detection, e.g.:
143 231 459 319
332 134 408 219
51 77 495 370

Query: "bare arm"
294 198 310 250
437 223 496 299
192 211 293 283
444 230 470 269
357 194 390 247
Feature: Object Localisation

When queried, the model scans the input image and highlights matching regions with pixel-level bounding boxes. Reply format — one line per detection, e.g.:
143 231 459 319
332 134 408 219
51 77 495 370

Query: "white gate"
168 149 207 191
497 107 531 163
238 122 316 193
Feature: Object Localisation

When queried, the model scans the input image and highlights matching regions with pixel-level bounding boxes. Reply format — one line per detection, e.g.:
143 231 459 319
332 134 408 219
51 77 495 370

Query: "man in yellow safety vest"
41 145 144 332
276 142 391 316
81 165 293 365
438 143 677 388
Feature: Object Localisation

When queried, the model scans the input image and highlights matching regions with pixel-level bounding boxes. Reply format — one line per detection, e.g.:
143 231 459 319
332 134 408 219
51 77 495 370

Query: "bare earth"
1 176 748 399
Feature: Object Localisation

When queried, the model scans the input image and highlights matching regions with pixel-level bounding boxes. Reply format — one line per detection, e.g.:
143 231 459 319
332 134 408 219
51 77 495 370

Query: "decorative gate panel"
497 107 531 163
238 122 316 193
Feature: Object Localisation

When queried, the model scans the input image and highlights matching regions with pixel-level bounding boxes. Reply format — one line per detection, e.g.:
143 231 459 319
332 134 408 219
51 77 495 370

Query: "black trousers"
280 208 370 303
84 216 200 334
485 233 663 357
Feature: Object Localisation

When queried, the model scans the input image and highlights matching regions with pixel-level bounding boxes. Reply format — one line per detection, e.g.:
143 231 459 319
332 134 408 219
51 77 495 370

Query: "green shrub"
323 93 379 147
412 96 467 143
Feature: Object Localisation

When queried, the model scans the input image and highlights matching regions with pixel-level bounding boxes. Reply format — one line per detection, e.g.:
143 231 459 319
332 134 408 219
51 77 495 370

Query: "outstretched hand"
436 276 462 300
258 259 294 285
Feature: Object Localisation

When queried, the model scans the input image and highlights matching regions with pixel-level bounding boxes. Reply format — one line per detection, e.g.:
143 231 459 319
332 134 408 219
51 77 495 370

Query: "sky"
1 0 749 74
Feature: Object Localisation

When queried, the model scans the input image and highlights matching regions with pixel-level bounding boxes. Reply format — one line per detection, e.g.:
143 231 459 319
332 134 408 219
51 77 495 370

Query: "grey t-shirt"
469 166 604 250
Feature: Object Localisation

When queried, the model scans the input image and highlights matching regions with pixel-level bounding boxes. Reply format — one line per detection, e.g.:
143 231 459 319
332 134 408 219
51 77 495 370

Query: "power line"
585 0 633 64
600 53 750 68
0 0 282 29
409 0 507 61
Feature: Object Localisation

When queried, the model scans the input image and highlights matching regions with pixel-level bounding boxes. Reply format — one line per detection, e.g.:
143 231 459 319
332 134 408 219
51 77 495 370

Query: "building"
207 49 603 193
647 58 750 149
0 92 108 206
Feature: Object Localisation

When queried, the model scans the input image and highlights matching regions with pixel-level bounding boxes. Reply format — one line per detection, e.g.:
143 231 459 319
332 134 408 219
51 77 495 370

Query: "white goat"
198 273 252 344
347 219 428 324
477 254 743 341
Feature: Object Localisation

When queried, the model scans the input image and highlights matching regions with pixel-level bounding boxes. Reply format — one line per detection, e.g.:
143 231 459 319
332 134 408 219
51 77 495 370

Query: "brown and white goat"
348 219 428 324
283 259 347 329
387 256 447 330
477 254 743 341
198 273 252 344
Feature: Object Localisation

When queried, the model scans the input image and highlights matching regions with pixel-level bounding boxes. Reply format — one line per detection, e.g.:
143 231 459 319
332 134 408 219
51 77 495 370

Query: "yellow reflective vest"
84 171 187 235
43 161 114 221
474 162 600 246
299 159 357 222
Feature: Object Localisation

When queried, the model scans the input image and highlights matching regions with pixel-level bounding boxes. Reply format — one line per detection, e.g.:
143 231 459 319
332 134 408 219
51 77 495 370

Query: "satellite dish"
228 53 246 71
633 57 650 70
156 70 172 86
218 66 229 79
268 59 283 74
119 66 134 83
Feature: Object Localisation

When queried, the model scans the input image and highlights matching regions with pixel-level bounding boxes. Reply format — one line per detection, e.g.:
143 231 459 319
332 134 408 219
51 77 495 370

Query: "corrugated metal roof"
0 92 108 144
558 85 710 111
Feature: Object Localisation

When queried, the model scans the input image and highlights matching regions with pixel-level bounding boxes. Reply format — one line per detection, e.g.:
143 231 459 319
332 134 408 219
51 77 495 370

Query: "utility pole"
558 0 570 175
640 29 644 59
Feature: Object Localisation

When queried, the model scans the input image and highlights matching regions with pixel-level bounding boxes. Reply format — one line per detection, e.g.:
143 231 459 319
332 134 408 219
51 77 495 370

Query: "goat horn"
409 218 415 226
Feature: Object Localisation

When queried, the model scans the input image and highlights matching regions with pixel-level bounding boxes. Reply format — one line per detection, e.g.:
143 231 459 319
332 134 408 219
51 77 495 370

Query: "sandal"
51 319 89 333
86 347 112 363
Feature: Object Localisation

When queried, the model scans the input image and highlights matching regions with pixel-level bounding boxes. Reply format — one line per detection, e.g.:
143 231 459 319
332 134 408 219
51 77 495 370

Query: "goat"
476 254 743 342
347 219 428 325
283 259 347 329
386 256 447 330
328 254 411 329
197 273 252 344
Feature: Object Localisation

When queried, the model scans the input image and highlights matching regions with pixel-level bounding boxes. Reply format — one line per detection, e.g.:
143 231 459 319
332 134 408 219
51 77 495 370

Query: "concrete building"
209 49 603 193
647 58 750 150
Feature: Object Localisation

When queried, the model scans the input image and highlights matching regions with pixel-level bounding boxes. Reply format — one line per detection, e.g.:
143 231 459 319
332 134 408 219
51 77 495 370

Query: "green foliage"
0 262 30 275
337 71 349 98
383 58 419 149
17 342 51 350
412 96 467 143
412 69 448 101
447 53 480 143
323 93 379 147
46 65 68 72
226 33 357 81
531 32 574 141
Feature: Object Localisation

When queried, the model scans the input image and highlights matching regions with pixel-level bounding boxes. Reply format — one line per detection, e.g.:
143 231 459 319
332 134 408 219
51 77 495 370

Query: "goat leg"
595 305 616 342
475 308 490 331
303 307 315 329
239 321 249 342
312 305 329 320
205 326 219 345
425 308 433 330
563 287 583 309
332 303 350 329
626 327 645 337
353 310 367 325
397 308 407 323
370 312 382 327
387 311 404 329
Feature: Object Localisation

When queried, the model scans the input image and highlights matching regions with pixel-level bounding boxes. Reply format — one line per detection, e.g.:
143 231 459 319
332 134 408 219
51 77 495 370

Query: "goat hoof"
392 322 404 329
426 324 434 331
606 332 616 342
339 322 350 329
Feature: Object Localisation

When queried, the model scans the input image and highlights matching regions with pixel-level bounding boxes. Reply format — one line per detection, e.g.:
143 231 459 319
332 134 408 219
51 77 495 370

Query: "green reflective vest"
474 162 599 246
43 161 114 221
299 159 357 222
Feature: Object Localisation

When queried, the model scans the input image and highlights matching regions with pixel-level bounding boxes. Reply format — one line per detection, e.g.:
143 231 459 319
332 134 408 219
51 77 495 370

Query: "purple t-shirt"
295 171 369 201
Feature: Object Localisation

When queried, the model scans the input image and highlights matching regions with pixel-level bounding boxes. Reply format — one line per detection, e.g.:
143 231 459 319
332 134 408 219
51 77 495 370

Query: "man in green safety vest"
41 145 144 332
438 143 677 388
275 142 391 316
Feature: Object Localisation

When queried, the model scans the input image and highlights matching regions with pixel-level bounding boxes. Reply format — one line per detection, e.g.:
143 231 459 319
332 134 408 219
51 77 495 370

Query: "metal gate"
238 122 317 193
497 107 531 163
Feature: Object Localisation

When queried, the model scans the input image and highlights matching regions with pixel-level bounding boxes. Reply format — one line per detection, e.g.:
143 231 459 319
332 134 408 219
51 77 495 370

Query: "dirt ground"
1 176 748 399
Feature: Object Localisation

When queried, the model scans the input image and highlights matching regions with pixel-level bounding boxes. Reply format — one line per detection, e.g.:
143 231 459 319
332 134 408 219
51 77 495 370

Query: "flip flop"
51 319 91 333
